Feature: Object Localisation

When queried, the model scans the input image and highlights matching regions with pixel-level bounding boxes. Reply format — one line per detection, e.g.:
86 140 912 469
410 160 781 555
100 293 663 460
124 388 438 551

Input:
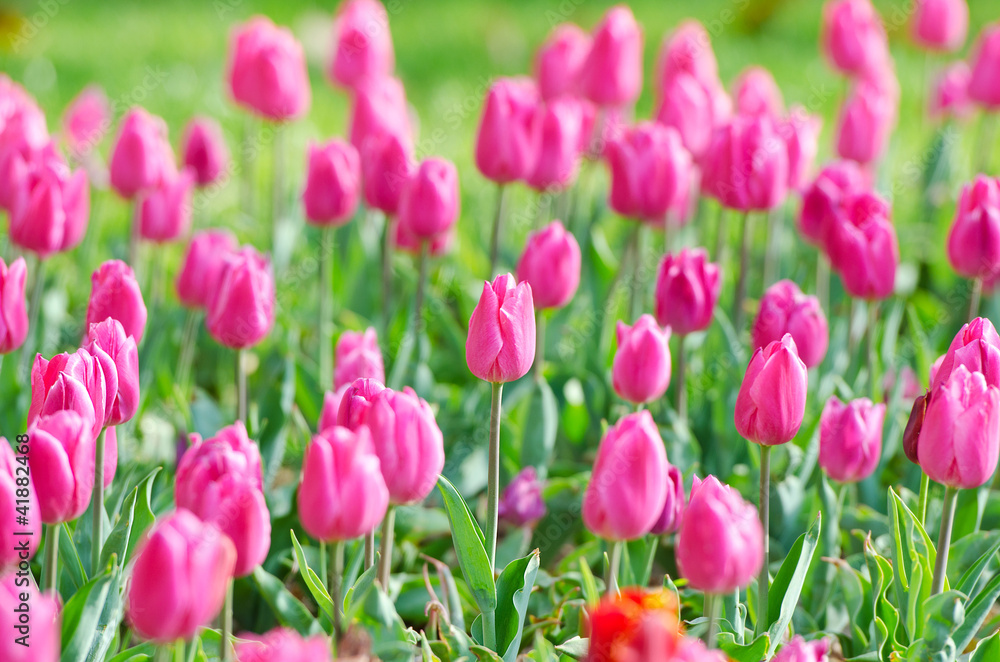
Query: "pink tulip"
0 573 59 662
62 85 110 158
109 107 173 199
579 6 643 107
612 315 672 405
235 627 333 662
752 280 829 368
361 129 413 215
0 257 28 354
9 158 89 259
821 0 890 77
328 0 395 90
178 422 263 492
732 66 784 118
337 377 386 431
781 107 823 192
227 16 311 120
0 133 61 212
655 71 723 163
946 175 1000 281
466 273 536 383
606 122 693 223
394 223 453 257
911 0 968 52
181 117 229 187
931 318 1000 391
85 317 139 426
582 410 668 541
825 191 898 300
126 509 236 642
475 77 540 184
929 62 973 121
836 79 896 165
302 139 361 226
349 76 411 155
366 387 444 504
677 475 763 593
703 115 789 212
969 24 1000 109
654 248 721 336
534 24 591 101
29 348 107 438
138 168 195 243
317 384 348 433
26 410 96 523
298 426 389 541
396 157 459 242
819 396 885 483
649 464 685 536
498 467 546 527
735 334 808 445
797 160 866 247
657 20 720 87
206 247 275 349
918 365 1000 489
0 440 40 570
334 327 385 390
773 636 830 662
175 230 239 309
516 221 581 310
528 97 585 191
86 260 147 343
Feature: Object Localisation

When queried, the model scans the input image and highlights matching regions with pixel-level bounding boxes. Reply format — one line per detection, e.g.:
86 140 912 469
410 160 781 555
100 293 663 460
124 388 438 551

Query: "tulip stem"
489 184 508 276
713 206 727 267
129 200 141 271
918 472 930 526
674 335 687 424
236 348 247 424
756 444 771 635
867 301 879 403
763 207 781 287
240 114 255 223
734 212 753 332
177 309 199 393
969 278 983 322
331 540 345 642
704 593 720 648
318 540 328 587
483 606 497 652
377 506 397 590
626 222 642 322
43 523 58 595
486 382 504 571
414 242 429 337
816 253 829 318
534 311 546 381
607 540 623 597
931 486 959 595
974 112 997 174
381 214 393 337
364 531 375 569
221 580 233 662
319 226 334 390
18 256 45 379
272 121 285 259
92 427 106 576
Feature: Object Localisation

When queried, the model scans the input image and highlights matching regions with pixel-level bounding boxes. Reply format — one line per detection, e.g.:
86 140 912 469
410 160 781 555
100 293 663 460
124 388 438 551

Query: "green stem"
534 311 546 380
607 540 623 597
816 253 829 318
272 122 285 257
763 207 781 286
174 640 185 662
704 593 720 648
918 472 930 526
155 646 170 662
221 580 233 662
92 428 106 576
674 335 687 424
364 531 375 569
319 226 334 390
236 348 247 424
931 486 959 595
177 309 199 393
627 222 642 322
381 214 393 337
331 540 345 642
734 212 752 332
486 382 504 570
489 184 508 276
377 506 397 589
713 206 727 266
18 256 45 379
756 445 771 635
868 301 879 403
129 200 141 271
482 607 497 652
319 541 328 588
414 242 429 337
969 278 983 322
240 115 254 223
43 523 59 595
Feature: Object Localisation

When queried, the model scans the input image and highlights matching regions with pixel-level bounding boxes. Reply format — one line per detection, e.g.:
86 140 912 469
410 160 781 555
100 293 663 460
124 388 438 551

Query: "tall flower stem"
756 444 771 635
868 301 879 402
606 540 623 597
816 253 830 317
364 532 375 569
240 115 255 223
177 309 199 393
704 593 720 648
626 222 642 322
674 335 687 424
92 428 107 576
381 215 394 337
236 348 247 424
931 486 959 595
221 580 233 662
489 184 508 276
271 122 286 260
319 541 328 588
734 212 753 331
763 207 782 286
918 473 931 527
129 200 141 271
534 311 547 380
331 540 345 641
18 256 45 379
486 382 504 570
43 523 59 595
319 226 335 390
414 242 429 336
713 206 727 265
969 277 983 322
377 506 397 590
483 607 497 652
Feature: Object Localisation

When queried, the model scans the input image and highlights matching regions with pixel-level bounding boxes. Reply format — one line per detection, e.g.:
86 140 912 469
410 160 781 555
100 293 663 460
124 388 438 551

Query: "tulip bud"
361 130 413 215
366 387 444 504
735 334 808 445
62 85 110 159
27 410 96 523
109 107 173 199
349 76 411 155
752 280 829 368
0 440 41 570
178 422 263 493
86 260 147 344
819 396 885 483
396 157 459 242
317 384 348 434
0 133 61 213
929 62 973 121
946 176 1000 281
932 317 1000 391
654 248 721 336
498 467 546 527
466 273 536 383
835 79 896 165
582 410 669 541
227 16 311 120
126 509 236 642
0 257 28 354
334 328 385 391
825 191 898 300
676 475 764 593
781 107 823 192
579 6 643 107
797 160 866 247
612 315 672 405
534 24 591 101
703 115 789 212
206 247 275 349
773 636 831 662
138 168 195 243
176 230 239 309
649 464 685 536
528 98 585 191
337 377 386 431
235 627 334 662
911 0 968 53
302 139 361 227
821 0 890 77
902 392 928 464
918 365 1000 489
298 426 389 541
181 117 229 187
732 66 784 118
9 159 90 259
969 24 1000 109
29 348 107 439
328 0 394 90
85 318 139 426
655 71 718 163
657 20 720 87
0 573 59 662
606 122 693 223
394 222 454 257
475 77 540 184
516 221 581 310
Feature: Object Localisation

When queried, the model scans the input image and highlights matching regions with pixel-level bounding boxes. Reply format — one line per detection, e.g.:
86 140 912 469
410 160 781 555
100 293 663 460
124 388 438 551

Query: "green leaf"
101 467 161 570
953 570 1000 653
864 538 902 659
84 566 124 662
766 512 821 658
956 533 1000 596
495 549 540 661
436 475 496 615
469 645 503 661
345 562 378 620
971 630 1000 661
58 523 87 591
107 643 156 662
60 567 117 662
252 566 323 636
520 377 557 478
554 636 588 659
720 633 769 662
577 558 599 608
289 530 335 620
257 352 295 488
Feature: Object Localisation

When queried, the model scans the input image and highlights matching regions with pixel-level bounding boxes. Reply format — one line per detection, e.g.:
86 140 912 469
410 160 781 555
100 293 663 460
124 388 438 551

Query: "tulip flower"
0 572 59 661
138 168 195 243
394 223 453 257
612 315 672 405
176 230 239 309
498 467 546 527
969 24 1000 109
349 76 411 156
649 464 685 536
27 410 96 524
0 257 28 354
317 385 349 433
328 0 394 90
86 260 147 343
337 377 387 431
819 396 885 483
181 117 229 187
109 107 173 199
773 636 831 662
932 318 1000 391
361 129 413 215
579 5 643 108
85 317 139 426
8 158 90 259
235 627 333 662
781 106 823 192
179 422 263 491
206 247 275 350
516 221 581 311
836 78 896 165
735 334 808 446
606 122 693 224
752 280 829 368
527 98 585 192
126 509 236 643
704 115 789 212
0 133 61 213
929 62 973 121
821 0 890 77
586 590 687 661
467 273 535 384
911 0 968 53
29 348 107 439
946 176 1000 288
825 191 898 300
334 327 385 390
227 16 311 120
0 440 41 571
657 20 720 87
534 24 591 101
655 71 721 162
302 139 361 227
654 248 721 336
732 66 784 118
397 157 459 243
797 160 866 248
61 85 110 159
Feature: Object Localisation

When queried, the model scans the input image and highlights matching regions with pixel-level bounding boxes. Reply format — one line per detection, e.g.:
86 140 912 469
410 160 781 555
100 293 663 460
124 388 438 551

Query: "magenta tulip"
606 122 693 223
337 377 386 431
732 66 784 118
932 318 1000 391
821 0 890 77
109 107 173 199
206 247 275 349
929 62 973 121
946 175 1000 281
138 168 195 243
227 16 311 121
9 159 89 259
528 97 585 191
29 348 107 438
328 0 395 90
178 421 263 493
26 410 96 524
361 129 413 215
498 467 546 527
0 440 40 570
175 230 239 309
317 384 348 434
86 260 147 343
181 117 229 187
466 273 536 383
797 160 866 247
911 0 968 53
475 77 540 184
703 115 789 212
657 20 720 87
349 76 411 155
516 221 581 310
534 24 591 101
655 71 721 163
735 334 808 446
819 396 885 483
649 464 685 536
969 24 1000 109
752 280 829 368
302 139 361 226
0 257 28 354
0 572 59 662
773 637 830 662
612 315 671 405
394 222 453 257
0 133 61 213
235 627 333 662
396 156 459 243
579 6 643 107
654 248 721 336
62 85 110 158
781 107 823 192
85 317 139 426
836 78 896 165
825 191 898 300
334 327 384 390
366 387 444 504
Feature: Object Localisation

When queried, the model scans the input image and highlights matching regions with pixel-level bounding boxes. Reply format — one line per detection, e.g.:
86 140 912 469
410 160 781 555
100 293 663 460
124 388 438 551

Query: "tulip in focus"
0 441 40 570
797 160 866 247
606 122 693 223
733 66 784 117
534 24 591 101
26 410 96 524
654 248 721 336
475 77 540 184
302 139 361 226
911 0 969 53
206 247 275 349
466 273 536 383
85 317 139 426
703 115 789 212
579 6 643 108
649 464 685 536
819 396 885 483
752 280 829 368
821 0 890 77
968 24 1000 109
337 377 387 431
931 317 1000 391
235 627 333 662
396 157 459 242
109 107 173 199
328 0 394 90
825 191 898 300
498 467 546 527
516 221 581 310
735 334 808 445
176 230 239 309
0 257 28 354
334 327 385 390
181 117 229 187
946 175 1000 281
366 387 444 504
138 168 195 243
612 315 672 405
86 260 148 343
227 16 311 120
0 573 59 662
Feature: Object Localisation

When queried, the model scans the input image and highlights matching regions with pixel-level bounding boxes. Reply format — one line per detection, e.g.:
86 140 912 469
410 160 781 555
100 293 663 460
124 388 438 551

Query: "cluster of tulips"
1 0 1000 660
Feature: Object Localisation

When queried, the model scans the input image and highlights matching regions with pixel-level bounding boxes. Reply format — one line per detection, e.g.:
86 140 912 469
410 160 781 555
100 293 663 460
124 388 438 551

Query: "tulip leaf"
84 569 124 662
953 570 1000 653
864 538 902 659
971 629 1000 661
437 475 497 615
289 530 336 621
554 636 588 659
60 565 118 662
577 557 600 608
766 511 821 659
720 633 769 662
59 522 88 590
495 549 540 661
345 560 378 621
955 533 1000 597
256 351 295 488
252 566 323 637
100 467 161 570
107 643 156 662
520 377 558 478
469 645 504 661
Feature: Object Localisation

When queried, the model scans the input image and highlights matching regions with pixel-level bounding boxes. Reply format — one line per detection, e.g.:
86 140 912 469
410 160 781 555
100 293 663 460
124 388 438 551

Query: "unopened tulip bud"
612 315 672 405
735 334 808 445
819 396 885 483
466 273 535 383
